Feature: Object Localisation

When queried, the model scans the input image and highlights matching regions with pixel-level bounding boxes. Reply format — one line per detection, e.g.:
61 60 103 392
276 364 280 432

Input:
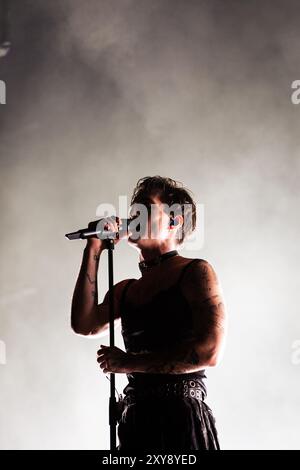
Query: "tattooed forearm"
70 242 103 334
86 273 96 285
86 273 97 301
130 340 204 374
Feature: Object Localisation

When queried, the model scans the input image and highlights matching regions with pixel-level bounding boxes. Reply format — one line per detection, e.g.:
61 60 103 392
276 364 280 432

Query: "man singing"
71 176 227 451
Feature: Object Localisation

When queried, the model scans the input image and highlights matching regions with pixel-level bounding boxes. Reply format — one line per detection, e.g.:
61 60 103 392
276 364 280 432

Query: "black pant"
117 395 220 451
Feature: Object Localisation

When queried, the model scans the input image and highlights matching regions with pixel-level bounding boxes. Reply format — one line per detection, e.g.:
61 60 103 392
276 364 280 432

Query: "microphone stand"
66 217 127 450
106 237 117 452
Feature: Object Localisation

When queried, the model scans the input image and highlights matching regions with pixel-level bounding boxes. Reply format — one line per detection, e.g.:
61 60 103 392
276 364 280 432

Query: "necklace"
138 250 178 274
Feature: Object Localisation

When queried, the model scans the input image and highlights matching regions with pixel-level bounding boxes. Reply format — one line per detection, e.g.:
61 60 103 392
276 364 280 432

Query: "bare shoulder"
192 258 219 280
177 256 218 276
179 257 222 300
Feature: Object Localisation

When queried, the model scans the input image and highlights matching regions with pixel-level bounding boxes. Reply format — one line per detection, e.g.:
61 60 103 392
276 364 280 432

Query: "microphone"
65 217 130 241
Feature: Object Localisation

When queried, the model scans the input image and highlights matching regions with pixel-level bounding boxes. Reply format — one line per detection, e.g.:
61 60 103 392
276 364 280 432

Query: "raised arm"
71 216 129 337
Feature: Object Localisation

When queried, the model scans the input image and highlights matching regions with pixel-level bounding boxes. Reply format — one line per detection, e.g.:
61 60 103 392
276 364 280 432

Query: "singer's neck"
138 242 177 263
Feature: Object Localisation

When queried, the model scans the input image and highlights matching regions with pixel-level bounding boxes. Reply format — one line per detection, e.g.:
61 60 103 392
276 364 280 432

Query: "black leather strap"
123 379 206 404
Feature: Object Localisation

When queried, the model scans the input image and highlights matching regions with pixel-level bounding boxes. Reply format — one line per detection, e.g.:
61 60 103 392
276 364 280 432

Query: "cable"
105 374 122 401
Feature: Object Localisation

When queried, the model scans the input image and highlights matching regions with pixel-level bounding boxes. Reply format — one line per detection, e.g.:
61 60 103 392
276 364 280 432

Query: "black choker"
139 250 178 273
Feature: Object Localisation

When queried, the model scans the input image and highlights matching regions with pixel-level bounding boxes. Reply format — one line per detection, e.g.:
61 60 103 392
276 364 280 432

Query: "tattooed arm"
71 237 128 337
127 260 227 374
71 239 103 335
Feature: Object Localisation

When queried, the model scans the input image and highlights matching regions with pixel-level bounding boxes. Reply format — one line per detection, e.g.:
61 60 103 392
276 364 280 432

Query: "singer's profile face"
128 195 181 249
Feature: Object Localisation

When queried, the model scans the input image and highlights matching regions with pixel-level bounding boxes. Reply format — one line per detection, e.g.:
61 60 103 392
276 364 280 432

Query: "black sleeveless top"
120 257 207 390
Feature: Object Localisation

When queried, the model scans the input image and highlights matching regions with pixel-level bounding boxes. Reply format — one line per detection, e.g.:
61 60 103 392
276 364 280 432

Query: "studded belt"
123 379 206 404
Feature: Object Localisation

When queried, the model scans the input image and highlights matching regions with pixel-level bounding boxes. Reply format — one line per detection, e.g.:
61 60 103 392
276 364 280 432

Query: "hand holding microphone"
65 216 131 251
88 217 122 252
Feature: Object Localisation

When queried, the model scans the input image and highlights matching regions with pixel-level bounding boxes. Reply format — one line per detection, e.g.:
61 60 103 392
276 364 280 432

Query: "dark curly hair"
130 176 196 245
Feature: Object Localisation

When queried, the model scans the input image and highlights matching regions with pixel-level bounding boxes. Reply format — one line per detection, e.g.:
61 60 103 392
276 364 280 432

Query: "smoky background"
0 0 299 449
